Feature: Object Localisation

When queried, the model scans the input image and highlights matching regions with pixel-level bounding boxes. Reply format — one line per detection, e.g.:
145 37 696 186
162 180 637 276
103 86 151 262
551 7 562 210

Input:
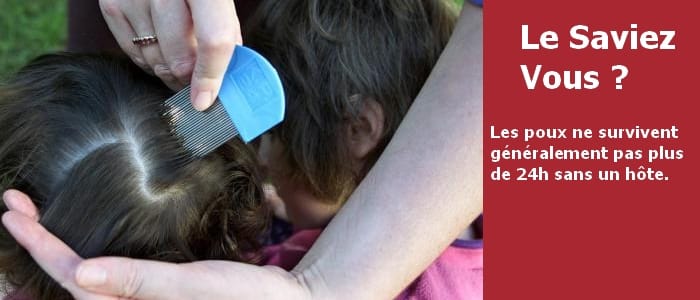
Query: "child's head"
245 0 457 226
0 53 269 299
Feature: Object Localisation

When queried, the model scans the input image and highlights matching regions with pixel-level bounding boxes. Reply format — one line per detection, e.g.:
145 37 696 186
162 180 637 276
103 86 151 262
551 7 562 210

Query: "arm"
293 4 483 298
1 4 482 299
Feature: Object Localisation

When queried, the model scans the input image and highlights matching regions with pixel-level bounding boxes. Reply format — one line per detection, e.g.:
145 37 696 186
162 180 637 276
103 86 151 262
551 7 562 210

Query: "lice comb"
164 45 285 157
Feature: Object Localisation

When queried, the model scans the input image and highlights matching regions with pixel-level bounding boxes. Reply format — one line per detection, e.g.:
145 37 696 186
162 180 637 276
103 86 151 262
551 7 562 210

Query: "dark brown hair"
245 0 457 201
0 53 269 299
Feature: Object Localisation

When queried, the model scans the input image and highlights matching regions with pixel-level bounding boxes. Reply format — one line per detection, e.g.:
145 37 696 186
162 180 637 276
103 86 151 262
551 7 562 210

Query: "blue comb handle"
218 45 285 142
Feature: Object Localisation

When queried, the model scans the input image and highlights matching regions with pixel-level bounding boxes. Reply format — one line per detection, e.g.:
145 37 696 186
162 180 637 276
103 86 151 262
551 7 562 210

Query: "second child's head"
245 0 457 227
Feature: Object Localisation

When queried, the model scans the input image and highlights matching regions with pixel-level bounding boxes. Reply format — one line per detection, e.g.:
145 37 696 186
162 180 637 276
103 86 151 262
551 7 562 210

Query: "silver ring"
132 35 158 46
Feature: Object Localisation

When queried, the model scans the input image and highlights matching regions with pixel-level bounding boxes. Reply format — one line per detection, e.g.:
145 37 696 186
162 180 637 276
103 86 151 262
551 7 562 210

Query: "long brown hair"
0 53 269 299
245 0 457 202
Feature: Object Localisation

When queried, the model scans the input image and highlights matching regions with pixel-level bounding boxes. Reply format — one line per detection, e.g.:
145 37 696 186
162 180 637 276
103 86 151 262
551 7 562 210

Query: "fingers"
3 189 39 221
1 211 79 287
152 0 197 88
100 0 242 110
101 0 187 90
77 257 188 299
187 0 242 111
99 0 147 70
2 191 116 299
122 2 183 91
1 212 115 300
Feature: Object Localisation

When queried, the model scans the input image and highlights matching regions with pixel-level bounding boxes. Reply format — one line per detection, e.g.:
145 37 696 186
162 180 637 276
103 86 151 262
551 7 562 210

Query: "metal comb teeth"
163 85 239 157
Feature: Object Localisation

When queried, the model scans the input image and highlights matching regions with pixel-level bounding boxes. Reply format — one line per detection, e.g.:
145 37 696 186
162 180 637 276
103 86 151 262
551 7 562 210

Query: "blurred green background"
1 0 464 78
0 0 67 79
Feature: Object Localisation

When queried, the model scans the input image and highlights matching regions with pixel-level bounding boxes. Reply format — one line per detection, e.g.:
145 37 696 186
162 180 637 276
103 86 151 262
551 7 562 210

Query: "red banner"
485 1 700 298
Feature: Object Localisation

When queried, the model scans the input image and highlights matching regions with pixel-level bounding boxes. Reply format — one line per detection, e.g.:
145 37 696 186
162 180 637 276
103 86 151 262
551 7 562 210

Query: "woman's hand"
99 0 242 110
2 190 311 300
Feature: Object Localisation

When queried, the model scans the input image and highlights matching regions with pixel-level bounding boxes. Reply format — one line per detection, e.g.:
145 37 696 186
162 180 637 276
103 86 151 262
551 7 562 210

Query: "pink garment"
3 290 30 300
264 229 483 300
263 229 321 271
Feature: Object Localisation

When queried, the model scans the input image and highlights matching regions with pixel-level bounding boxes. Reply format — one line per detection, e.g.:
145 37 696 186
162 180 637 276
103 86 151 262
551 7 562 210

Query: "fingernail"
193 91 213 111
76 263 107 287
132 56 146 67
1 213 20 234
3 190 20 210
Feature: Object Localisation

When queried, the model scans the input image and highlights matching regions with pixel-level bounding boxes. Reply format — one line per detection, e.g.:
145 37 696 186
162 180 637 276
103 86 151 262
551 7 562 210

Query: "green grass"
0 0 67 79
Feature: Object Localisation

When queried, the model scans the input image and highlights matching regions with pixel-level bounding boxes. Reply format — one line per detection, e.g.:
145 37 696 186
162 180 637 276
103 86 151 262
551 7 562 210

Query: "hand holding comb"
163 45 285 157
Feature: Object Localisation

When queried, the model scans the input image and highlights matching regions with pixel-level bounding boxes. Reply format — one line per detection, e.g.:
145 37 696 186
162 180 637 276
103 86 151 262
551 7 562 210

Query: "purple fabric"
453 238 483 249
453 213 484 249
